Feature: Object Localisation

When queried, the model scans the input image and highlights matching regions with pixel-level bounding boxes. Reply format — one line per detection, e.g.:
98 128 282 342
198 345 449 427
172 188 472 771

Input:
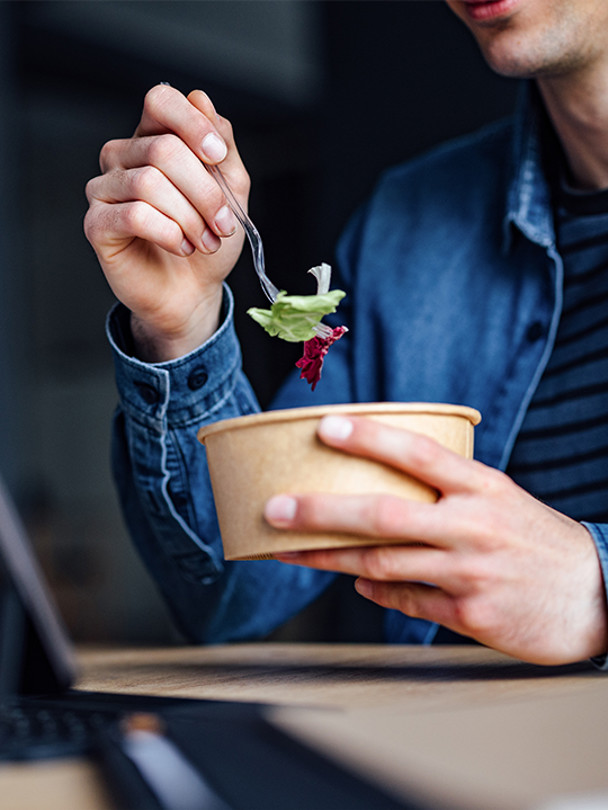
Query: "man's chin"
478 38 586 80
472 31 557 80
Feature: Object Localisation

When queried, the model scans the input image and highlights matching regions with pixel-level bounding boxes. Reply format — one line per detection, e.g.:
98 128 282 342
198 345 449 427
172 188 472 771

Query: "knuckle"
408 433 442 472
126 202 181 247
99 139 121 172
124 200 152 233
217 115 233 139
82 207 98 242
220 114 232 133
147 133 184 166
479 464 510 497
367 495 405 538
455 555 489 588
393 588 421 618
132 165 162 198
84 176 99 204
236 165 251 196
453 596 495 637
361 546 400 580
243 167 252 195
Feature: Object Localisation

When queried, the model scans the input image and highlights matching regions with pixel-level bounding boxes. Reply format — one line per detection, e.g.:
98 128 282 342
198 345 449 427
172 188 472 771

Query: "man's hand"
84 84 247 361
265 414 608 665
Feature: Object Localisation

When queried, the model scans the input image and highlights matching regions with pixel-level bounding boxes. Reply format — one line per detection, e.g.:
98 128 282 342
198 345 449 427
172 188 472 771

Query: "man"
84 0 608 666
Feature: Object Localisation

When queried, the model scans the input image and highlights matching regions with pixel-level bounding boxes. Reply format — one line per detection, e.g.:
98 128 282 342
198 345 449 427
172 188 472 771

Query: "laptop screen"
0 475 76 696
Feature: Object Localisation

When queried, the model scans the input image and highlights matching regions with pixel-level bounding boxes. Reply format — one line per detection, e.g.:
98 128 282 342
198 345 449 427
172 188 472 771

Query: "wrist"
130 289 224 362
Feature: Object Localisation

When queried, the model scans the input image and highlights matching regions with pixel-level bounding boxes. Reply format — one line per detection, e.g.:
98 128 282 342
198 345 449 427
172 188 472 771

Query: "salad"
247 263 347 390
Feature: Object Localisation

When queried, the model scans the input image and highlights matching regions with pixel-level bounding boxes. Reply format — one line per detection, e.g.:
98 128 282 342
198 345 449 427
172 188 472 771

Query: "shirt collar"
503 81 557 253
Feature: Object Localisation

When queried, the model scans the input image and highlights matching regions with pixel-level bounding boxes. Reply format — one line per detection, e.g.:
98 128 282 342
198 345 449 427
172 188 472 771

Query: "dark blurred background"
0 0 517 643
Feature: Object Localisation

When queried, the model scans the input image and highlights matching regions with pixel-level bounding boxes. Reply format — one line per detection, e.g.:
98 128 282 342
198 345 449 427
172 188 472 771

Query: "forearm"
112 407 335 642
108 288 335 642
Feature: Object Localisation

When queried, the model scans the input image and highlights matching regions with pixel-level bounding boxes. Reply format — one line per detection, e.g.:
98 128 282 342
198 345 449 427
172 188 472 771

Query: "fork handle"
206 164 249 230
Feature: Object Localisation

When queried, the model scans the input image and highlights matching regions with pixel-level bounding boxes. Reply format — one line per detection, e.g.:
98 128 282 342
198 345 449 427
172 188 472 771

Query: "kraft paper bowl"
197 402 481 560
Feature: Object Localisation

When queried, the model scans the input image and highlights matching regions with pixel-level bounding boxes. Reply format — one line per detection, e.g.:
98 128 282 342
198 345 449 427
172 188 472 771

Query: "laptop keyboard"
0 690 207 761
0 694 422 810
0 696 119 760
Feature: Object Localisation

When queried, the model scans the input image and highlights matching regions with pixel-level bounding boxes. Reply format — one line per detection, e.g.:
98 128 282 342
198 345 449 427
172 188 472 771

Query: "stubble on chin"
462 3 608 81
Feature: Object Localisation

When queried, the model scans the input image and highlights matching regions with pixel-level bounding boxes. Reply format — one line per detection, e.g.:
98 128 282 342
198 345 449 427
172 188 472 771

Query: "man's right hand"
84 84 248 361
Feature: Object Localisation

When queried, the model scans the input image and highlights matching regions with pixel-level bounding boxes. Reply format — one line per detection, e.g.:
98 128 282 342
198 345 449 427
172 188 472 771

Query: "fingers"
266 491 454 547
97 135 237 236
134 84 228 166
187 89 237 158
355 579 464 630
317 414 490 495
91 85 247 253
263 416 512 551
133 85 247 191
275 544 463 592
84 199 197 260
87 142 236 254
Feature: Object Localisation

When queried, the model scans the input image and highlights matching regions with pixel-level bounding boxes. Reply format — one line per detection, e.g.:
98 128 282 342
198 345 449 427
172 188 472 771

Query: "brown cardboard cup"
198 402 481 560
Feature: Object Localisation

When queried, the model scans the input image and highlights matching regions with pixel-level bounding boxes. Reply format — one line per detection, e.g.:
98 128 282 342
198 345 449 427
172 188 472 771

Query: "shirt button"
136 382 160 404
187 367 208 390
526 321 544 342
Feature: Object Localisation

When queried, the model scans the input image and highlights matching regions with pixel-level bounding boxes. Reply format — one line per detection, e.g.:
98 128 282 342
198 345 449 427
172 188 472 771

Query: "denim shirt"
107 84 608 664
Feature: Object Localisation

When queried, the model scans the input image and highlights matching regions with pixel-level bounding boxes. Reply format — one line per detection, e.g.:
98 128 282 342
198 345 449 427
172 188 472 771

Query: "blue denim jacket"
107 84 608 661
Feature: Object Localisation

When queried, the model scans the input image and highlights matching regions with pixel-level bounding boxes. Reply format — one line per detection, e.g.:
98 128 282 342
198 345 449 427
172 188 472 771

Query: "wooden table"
1 644 607 809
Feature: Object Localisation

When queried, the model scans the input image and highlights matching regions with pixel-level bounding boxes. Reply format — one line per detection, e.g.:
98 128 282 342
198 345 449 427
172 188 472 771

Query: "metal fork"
207 164 333 339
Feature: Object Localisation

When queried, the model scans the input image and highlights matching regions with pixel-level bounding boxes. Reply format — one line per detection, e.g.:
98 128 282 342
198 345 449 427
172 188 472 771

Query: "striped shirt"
506 181 608 523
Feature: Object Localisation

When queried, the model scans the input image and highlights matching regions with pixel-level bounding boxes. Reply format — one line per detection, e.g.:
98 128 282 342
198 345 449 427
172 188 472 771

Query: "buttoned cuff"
582 521 608 671
106 285 243 430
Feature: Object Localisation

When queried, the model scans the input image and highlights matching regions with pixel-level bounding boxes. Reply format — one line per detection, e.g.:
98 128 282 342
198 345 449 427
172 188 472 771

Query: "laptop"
0 472 422 809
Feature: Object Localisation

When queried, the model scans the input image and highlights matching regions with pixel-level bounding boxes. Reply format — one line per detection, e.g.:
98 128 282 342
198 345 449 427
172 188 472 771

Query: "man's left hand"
265 414 608 665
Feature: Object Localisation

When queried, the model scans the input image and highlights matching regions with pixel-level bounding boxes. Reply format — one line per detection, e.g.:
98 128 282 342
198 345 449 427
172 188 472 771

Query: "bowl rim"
197 401 481 444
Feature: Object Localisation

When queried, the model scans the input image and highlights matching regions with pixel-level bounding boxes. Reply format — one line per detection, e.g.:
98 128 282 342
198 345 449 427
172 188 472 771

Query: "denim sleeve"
581 522 608 671
108 286 335 643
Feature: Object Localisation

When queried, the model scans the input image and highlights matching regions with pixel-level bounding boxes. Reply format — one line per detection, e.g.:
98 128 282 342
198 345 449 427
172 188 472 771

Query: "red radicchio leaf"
295 326 347 390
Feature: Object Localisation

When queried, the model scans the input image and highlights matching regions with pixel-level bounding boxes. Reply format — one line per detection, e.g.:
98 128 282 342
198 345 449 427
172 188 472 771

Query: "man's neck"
538 69 608 191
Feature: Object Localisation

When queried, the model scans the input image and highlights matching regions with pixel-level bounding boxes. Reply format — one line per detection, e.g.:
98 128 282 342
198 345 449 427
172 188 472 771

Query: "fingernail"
201 228 220 252
215 205 237 236
355 578 373 598
201 132 227 162
181 238 195 256
264 495 297 526
318 415 353 442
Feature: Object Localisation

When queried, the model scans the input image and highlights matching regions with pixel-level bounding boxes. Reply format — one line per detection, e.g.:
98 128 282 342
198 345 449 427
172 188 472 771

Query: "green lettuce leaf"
247 289 346 342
